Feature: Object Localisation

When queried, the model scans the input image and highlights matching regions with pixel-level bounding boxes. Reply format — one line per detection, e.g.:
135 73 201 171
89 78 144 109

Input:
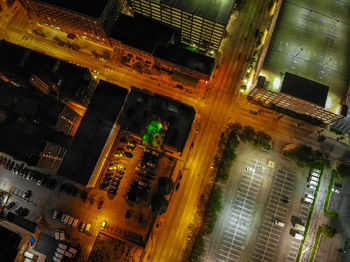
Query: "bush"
157 177 174 195
189 235 205 262
337 163 350 179
240 126 255 142
330 126 344 135
321 225 336 238
204 186 223 234
283 145 327 168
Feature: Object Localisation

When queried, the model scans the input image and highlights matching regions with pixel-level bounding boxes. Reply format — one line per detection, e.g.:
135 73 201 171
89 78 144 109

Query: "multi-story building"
128 0 235 53
18 0 124 44
110 14 214 83
0 40 95 171
249 0 349 125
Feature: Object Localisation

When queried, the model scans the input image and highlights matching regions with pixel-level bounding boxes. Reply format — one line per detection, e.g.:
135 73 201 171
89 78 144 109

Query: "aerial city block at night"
0 0 349 261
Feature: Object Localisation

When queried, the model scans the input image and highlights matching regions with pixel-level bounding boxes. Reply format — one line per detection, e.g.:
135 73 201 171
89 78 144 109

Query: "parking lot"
252 168 296 262
285 200 311 262
214 158 265 262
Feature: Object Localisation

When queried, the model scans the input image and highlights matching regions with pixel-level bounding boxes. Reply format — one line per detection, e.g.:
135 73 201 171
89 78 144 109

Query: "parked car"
334 182 342 188
55 230 65 240
78 222 86 232
332 187 341 194
97 199 104 209
8 161 15 171
307 184 316 190
108 186 117 195
84 223 91 233
127 142 136 150
273 219 285 227
15 207 29 217
23 190 32 198
125 152 133 158
281 196 290 204
46 179 57 190
6 202 16 210
146 162 155 168
246 167 255 173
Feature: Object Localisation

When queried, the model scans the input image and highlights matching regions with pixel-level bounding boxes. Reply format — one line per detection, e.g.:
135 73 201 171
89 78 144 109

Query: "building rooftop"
260 0 350 114
162 0 235 25
281 72 329 107
37 0 110 18
110 14 176 54
0 40 91 104
0 226 21 262
58 81 127 185
118 87 195 152
154 44 215 75
34 233 59 262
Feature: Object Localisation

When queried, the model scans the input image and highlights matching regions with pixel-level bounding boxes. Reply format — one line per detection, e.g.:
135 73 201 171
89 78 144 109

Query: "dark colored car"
120 138 127 144
281 196 290 204
0 157 7 167
116 170 125 176
125 152 133 158
23 190 32 198
111 178 120 187
334 183 342 188
175 84 184 90
8 161 15 171
5 159 12 169
108 186 117 195
15 207 29 217
6 202 15 209
97 199 104 209
46 179 57 190
176 182 180 190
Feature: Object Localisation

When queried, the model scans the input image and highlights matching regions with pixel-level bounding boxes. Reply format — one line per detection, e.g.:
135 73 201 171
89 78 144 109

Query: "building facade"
249 86 343 124
129 0 233 52
18 0 123 44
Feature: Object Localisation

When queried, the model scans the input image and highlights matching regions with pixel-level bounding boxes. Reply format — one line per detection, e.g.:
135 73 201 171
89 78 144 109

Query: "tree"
321 225 336 238
157 177 174 195
254 131 272 150
150 193 168 214
337 163 350 178
240 126 256 142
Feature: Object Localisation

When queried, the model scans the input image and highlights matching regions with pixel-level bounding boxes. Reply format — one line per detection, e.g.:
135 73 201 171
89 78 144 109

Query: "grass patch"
323 170 339 219
296 166 324 262
309 226 322 262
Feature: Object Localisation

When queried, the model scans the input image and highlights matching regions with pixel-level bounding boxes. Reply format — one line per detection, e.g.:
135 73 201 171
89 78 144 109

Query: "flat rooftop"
281 72 329 107
34 233 58 262
37 0 109 18
154 44 215 75
110 14 175 54
118 87 195 152
58 81 127 185
260 0 350 114
0 226 21 262
162 0 235 25
0 40 91 104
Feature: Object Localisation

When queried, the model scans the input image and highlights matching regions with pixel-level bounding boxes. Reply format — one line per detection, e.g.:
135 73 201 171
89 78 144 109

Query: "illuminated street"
0 0 350 262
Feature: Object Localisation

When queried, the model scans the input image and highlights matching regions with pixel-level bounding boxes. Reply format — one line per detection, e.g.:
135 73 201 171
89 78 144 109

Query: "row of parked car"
101 137 138 195
53 242 78 262
53 210 91 233
302 168 321 204
135 149 160 193
0 155 54 188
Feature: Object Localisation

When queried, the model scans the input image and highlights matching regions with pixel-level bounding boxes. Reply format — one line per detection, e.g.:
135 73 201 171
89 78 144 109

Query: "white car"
245 167 255 173
307 184 316 190
332 188 341 194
